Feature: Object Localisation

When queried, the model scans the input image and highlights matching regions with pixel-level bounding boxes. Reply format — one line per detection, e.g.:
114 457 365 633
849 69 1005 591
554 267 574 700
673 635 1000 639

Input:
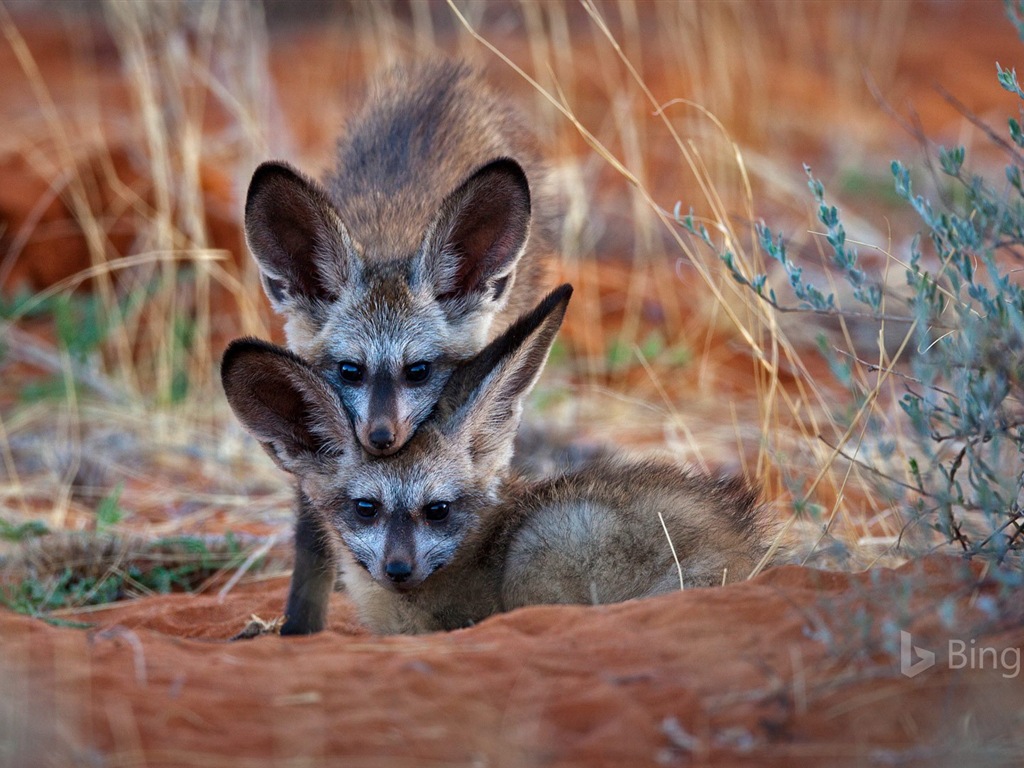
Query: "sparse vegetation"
0 533 255 624
698 53 1024 573
0 0 288 624
0 2 1021 765
2 0 1013 618
0 517 48 542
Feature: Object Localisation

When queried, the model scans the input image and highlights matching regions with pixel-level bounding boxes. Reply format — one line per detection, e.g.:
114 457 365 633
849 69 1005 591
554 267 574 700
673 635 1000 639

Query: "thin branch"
936 83 1024 166
816 434 925 495
830 348 925 383
976 514 1024 552
740 288 933 327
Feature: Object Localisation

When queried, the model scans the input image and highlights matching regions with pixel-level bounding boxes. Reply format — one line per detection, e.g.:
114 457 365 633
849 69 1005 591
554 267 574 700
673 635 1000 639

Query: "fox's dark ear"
418 158 531 314
221 338 354 473
439 284 572 470
244 162 353 312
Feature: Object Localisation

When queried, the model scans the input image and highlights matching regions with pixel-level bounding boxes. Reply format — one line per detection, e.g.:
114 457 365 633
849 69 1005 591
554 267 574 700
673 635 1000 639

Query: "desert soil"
4 557 1023 766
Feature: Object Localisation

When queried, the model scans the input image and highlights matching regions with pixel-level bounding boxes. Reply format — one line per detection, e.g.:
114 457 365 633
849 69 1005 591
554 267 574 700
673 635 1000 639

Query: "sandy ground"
4 556 1023 767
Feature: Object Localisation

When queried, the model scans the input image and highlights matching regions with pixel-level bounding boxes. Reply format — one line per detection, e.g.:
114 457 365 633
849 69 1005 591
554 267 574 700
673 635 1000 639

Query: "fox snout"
377 555 423 592
384 559 413 584
346 533 427 591
368 424 395 452
361 418 408 457
342 371 421 456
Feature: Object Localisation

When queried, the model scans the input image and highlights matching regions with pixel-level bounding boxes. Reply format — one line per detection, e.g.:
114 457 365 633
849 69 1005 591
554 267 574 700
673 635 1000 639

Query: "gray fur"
244 60 552 457
221 286 776 636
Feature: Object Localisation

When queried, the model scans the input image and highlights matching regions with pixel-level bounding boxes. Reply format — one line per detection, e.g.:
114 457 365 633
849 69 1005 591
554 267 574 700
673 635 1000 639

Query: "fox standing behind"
244 60 553 458
223 286 774 636
244 60 554 634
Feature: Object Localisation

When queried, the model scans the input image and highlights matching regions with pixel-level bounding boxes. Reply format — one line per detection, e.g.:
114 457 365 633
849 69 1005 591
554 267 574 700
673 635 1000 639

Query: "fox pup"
222 286 774 635
244 60 552 458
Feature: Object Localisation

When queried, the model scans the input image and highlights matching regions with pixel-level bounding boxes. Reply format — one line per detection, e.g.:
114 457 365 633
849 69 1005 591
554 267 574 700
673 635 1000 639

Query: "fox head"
222 284 571 595
244 157 532 457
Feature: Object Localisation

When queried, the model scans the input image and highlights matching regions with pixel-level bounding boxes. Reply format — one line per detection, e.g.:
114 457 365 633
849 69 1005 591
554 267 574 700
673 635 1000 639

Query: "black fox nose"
385 560 413 583
369 426 395 451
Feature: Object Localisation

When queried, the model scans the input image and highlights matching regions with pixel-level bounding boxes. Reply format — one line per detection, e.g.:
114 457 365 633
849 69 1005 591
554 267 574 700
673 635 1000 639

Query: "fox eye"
423 501 449 522
404 361 431 384
354 499 379 519
338 361 364 384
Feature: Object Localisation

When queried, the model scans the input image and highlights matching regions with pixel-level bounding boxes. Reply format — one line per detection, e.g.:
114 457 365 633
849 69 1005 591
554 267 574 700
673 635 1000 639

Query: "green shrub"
682 25 1024 574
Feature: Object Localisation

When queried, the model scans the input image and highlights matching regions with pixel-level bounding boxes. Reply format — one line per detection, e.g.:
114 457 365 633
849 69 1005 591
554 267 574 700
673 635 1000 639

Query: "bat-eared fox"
222 286 774 635
244 60 553 458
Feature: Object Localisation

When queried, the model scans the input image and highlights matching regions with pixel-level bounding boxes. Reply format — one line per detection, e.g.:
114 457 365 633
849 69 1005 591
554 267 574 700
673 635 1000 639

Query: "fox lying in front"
222 286 774 635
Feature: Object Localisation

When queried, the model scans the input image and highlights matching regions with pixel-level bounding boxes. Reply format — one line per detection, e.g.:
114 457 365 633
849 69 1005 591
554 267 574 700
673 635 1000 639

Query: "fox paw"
231 613 285 641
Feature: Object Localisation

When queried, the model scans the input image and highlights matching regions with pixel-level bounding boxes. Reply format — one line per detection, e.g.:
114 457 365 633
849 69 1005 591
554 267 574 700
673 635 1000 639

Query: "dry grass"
0 0 288 607
0 0 957 621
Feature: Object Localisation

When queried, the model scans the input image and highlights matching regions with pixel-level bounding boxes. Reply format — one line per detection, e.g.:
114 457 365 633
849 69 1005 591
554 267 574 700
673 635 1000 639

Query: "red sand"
4 556 1022 767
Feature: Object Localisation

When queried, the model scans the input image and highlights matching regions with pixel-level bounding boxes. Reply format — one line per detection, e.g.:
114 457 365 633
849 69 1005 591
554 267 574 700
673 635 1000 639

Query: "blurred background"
0 0 1019 609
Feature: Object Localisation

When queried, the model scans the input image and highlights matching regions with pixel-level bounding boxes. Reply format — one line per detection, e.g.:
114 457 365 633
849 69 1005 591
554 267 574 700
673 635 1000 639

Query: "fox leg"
281 500 336 635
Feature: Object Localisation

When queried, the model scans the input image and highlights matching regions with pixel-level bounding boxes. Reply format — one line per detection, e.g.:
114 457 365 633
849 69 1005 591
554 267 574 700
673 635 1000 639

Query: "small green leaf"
0 518 50 541
96 483 126 531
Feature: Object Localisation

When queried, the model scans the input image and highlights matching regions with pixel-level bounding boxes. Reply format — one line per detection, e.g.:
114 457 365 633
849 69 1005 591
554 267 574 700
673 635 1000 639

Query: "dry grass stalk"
1 1 927 616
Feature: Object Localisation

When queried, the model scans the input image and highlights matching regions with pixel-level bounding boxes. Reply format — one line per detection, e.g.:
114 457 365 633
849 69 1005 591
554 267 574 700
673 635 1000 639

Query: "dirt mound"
4 556 1021 767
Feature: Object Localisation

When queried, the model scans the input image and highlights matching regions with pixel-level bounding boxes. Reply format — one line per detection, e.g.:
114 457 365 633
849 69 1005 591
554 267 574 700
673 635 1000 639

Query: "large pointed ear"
221 338 355 474
418 158 531 314
244 162 353 312
437 283 572 470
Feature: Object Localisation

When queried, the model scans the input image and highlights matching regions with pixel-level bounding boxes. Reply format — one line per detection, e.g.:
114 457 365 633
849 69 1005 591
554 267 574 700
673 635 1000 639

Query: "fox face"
221 286 572 621
313 270 462 458
245 157 531 456
327 443 491 592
